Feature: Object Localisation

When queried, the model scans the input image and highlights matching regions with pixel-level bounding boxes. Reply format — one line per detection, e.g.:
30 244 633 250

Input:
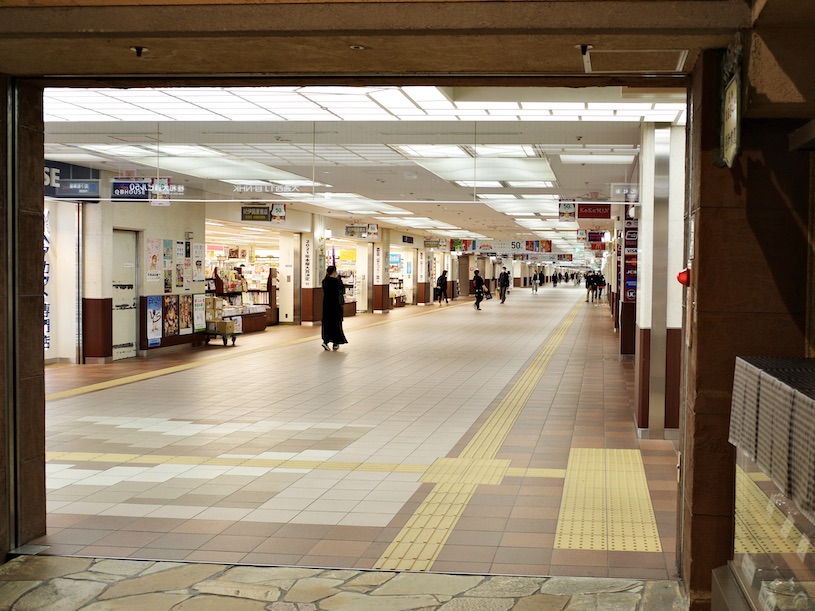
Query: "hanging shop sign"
589 242 608 251
610 183 639 203
577 203 611 219
242 206 271 221
231 183 299 194
402 236 414 244
344 223 378 238
302 237 313 288
557 254 573 261
576 229 587 242
44 161 100 202
112 180 150 201
587 231 605 243
424 239 441 248
475 240 552 254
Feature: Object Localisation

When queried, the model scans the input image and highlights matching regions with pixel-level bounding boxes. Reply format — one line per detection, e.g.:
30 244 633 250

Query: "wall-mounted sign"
423 239 441 248
723 73 741 168
402 236 414 244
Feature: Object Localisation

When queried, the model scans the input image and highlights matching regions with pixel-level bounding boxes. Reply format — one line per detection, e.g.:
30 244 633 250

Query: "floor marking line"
375 302 583 571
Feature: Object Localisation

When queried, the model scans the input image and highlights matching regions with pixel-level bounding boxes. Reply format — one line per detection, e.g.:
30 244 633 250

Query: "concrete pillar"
278 232 297 324
372 229 390 313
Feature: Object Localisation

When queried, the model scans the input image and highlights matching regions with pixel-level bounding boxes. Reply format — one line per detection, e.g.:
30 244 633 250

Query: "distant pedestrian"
436 270 449 304
596 274 607 301
585 272 596 302
321 265 348 351
473 270 485 310
531 271 539 293
498 267 511 303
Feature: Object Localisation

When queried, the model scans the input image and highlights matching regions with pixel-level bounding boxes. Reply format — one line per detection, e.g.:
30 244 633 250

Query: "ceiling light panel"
396 145 470 158
417 157 556 182
559 155 635 164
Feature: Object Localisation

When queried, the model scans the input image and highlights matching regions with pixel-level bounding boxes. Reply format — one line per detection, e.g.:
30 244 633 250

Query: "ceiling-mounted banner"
270 203 287 224
577 203 611 219
559 201 576 221
587 231 605 243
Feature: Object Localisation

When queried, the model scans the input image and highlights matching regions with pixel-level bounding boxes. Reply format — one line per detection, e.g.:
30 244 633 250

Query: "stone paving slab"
0 555 687 610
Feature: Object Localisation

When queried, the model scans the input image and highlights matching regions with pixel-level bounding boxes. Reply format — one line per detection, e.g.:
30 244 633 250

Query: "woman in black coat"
321 265 348 351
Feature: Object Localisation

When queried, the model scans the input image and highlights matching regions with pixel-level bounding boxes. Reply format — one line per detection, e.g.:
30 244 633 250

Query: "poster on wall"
163 239 173 270
184 258 191 290
146 238 161 282
193 294 206 332
163 270 172 294
193 243 205 281
162 295 178 336
175 240 185 261
178 295 192 335
147 295 162 347
175 263 184 288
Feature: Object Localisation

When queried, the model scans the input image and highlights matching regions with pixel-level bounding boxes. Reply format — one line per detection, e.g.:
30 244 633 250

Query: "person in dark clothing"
585 272 596 302
596 273 607 300
472 270 485 310
436 270 449 304
498 267 510 303
321 265 348 351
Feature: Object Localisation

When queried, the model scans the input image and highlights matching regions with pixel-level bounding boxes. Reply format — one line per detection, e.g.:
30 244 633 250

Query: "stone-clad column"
1 78 47 555
681 50 810 610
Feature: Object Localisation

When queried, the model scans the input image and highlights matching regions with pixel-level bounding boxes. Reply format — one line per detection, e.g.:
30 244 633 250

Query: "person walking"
498 267 510 303
585 271 596 302
531 270 539 293
321 265 348 351
472 269 485 310
596 273 607 301
436 270 449 304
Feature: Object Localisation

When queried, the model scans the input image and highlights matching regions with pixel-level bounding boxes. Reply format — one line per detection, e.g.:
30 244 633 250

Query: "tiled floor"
38 284 680 580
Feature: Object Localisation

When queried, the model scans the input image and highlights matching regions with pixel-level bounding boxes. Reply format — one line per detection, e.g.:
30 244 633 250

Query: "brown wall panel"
82 298 112 358
373 284 390 311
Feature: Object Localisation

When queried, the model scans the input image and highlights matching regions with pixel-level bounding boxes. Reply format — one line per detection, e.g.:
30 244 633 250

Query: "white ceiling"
44 85 686 259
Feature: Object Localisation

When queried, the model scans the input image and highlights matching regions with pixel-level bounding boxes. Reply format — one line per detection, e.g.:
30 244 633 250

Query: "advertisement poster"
193 243 205 281
150 177 171 206
147 295 162 347
146 238 161 282
193 294 206 332
163 239 173 270
162 295 178 336
270 203 287 224
163 270 172 293
559 201 576 221
175 263 184 288
178 295 192 335
175 240 185 261
184 258 191 290
185 241 191 258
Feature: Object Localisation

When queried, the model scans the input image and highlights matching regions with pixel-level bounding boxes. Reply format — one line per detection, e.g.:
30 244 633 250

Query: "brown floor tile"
500 532 555 548
199 534 268 552
170 520 232 534
221 521 284 537
146 533 215 550
550 549 609 566
430 560 495 573
77 545 139 557
306 539 372 557
185 550 247 563
435 545 497 563
252 537 316 555
274 523 334 539
445 529 504 547
493 546 553 565
92 530 164 548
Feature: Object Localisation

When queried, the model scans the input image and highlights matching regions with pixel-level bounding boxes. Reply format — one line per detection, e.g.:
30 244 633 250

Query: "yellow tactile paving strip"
555 448 662 552
374 304 582 571
735 466 815 555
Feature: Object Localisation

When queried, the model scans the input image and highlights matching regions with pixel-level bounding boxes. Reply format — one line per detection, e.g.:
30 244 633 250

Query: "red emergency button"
676 268 690 286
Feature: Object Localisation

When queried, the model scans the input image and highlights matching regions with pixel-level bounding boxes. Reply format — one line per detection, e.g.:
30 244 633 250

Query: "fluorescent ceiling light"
396 145 469 158
455 181 503 188
416 157 556 182
507 181 555 188
559 155 635 164
473 145 535 157
132 156 311 181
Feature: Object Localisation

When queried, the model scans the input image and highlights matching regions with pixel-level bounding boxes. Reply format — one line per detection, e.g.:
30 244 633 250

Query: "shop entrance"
111 230 138 360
